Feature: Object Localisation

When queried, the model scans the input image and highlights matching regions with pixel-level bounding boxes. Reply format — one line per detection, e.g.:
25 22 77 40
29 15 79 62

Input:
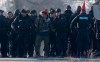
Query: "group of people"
0 5 99 58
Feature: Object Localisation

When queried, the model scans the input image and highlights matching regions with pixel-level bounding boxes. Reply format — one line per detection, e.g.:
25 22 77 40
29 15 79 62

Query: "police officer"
93 0 100 57
12 9 32 57
6 11 14 57
0 10 9 57
88 6 97 52
11 10 20 57
63 6 73 55
70 6 81 57
96 16 100 54
28 10 37 57
71 9 93 58
49 9 57 57
64 5 73 29
54 8 69 57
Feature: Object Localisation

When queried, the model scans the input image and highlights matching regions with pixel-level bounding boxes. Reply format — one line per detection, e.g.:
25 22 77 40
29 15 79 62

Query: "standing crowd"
0 5 99 58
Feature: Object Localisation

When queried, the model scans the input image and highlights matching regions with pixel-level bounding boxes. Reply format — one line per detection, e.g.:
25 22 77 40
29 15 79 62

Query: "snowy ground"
0 42 98 62
0 58 100 62
0 41 99 62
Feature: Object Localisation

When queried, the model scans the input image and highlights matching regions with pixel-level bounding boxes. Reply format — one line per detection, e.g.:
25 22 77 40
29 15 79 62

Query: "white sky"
0 0 7 11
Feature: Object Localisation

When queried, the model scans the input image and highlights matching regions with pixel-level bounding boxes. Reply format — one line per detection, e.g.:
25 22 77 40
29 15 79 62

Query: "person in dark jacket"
63 6 73 54
12 9 32 57
71 9 93 58
64 5 73 28
88 6 97 52
35 11 50 57
10 10 20 57
96 18 100 54
6 11 15 57
54 8 69 57
49 9 57 57
0 10 9 57
70 6 81 57
28 10 37 57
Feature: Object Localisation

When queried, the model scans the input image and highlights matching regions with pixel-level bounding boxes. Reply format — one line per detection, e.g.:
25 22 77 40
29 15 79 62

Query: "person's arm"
70 16 78 31
11 17 19 31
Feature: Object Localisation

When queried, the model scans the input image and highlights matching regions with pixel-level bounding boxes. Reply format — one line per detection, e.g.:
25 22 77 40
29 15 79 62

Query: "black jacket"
12 14 32 34
30 15 37 29
64 10 73 23
54 14 69 33
0 15 9 34
71 13 93 30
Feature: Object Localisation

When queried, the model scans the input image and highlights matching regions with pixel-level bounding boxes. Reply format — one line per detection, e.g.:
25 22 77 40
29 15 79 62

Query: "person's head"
26 10 30 14
41 11 48 18
30 10 37 16
67 5 71 10
0 10 4 16
81 9 86 14
44 8 48 14
50 9 56 17
50 8 54 12
14 9 20 16
56 8 61 16
90 6 93 11
8 11 13 18
76 6 81 12
21 9 27 17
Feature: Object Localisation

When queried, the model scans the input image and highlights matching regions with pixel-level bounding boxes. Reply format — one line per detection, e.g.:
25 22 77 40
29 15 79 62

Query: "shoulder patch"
79 17 88 20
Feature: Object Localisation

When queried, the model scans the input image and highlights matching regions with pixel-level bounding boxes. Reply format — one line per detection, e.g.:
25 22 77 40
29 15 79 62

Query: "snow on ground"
0 58 100 62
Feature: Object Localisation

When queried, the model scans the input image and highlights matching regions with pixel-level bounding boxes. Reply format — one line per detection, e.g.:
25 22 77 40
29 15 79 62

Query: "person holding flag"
70 1 93 58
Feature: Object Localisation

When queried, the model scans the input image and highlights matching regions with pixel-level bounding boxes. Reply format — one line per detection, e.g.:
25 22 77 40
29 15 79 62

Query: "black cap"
0 10 4 13
27 10 30 13
50 9 55 14
50 8 54 12
56 8 61 13
21 9 27 13
14 9 20 15
31 10 37 14
77 6 81 11
15 9 20 13
67 5 71 9
77 6 81 9
8 11 12 14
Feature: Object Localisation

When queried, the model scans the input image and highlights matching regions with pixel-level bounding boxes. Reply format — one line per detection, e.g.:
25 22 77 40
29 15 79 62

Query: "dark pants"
29 30 36 57
56 33 68 57
10 30 18 57
0 33 8 57
89 30 96 51
97 33 100 52
76 29 90 57
35 35 49 56
17 32 31 57
70 29 78 56
49 31 57 56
